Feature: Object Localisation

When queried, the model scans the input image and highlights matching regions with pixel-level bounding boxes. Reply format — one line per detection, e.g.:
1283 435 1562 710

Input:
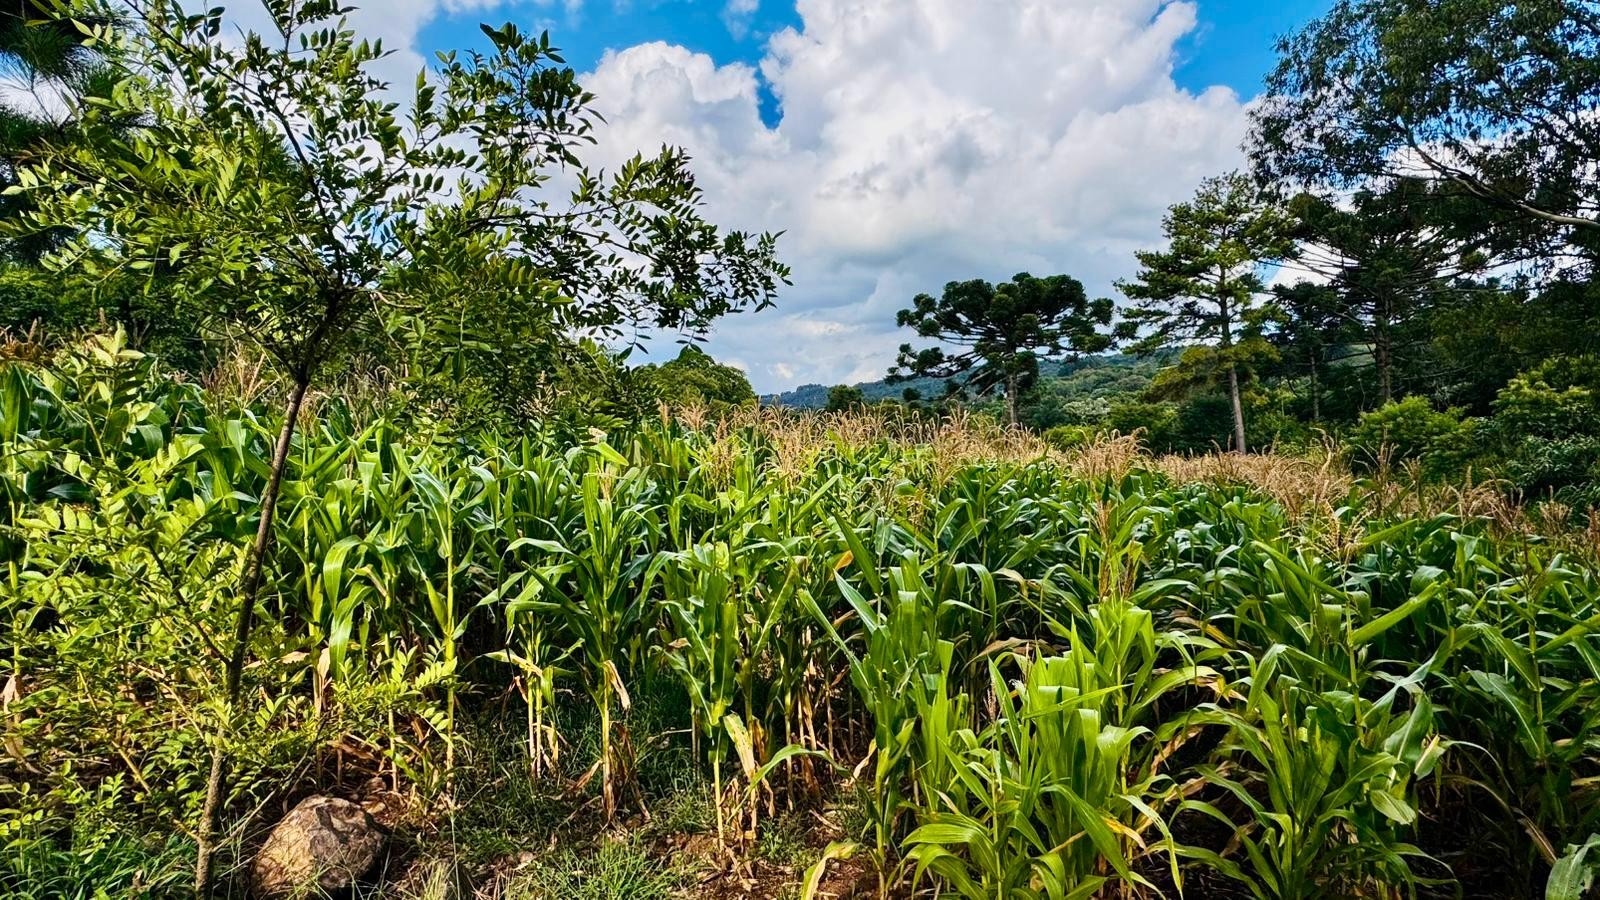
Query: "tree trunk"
1374 321 1394 405
193 377 310 896
1308 350 1321 423
1005 374 1018 427
1217 291 1246 454
1227 362 1247 454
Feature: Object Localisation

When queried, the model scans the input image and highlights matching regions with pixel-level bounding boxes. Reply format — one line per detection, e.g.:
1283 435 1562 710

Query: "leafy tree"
7 1 787 887
1117 173 1295 452
1346 396 1474 476
889 271 1113 426
1252 0 1600 246
1107 399 1179 450
1428 277 1600 414
826 383 865 412
1489 356 1600 504
1288 178 1490 404
640 345 755 410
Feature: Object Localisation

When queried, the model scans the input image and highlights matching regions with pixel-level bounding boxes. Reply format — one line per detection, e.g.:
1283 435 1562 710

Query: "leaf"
1547 834 1600 900
1370 787 1417 825
1351 581 1439 644
800 841 859 900
723 713 757 779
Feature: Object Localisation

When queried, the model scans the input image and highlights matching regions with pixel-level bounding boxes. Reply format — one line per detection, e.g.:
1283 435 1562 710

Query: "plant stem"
193 376 309 896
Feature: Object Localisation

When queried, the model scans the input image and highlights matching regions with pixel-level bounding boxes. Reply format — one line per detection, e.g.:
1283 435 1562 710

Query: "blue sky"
419 1 1328 118
388 1 1333 391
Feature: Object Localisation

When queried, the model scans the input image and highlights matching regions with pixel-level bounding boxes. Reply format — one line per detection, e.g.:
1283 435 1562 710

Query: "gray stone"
251 795 385 898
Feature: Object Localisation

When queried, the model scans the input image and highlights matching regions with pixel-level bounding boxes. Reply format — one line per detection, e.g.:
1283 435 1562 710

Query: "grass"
501 839 684 900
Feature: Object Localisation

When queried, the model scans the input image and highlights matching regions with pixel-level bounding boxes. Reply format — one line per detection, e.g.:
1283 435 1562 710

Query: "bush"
1491 356 1600 440
1106 400 1178 451
1501 435 1600 504
1482 357 1600 506
1041 424 1102 451
639 346 756 412
826 384 866 412
1345 397 1475 476
1170 394 1238 453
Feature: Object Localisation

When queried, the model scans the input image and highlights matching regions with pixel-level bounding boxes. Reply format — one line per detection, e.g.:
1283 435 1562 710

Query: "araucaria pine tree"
1117 172 1293 452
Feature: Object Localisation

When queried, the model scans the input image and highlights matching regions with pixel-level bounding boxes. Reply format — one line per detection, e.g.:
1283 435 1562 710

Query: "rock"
251 795 385 898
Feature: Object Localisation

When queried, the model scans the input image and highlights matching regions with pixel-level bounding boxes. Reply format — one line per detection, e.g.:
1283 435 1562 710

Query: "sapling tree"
1117 173 1294 453
889 272 1114 426
7 0 787 890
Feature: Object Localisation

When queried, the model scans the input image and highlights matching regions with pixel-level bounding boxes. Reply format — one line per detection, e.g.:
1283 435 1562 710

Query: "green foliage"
1117 172 1295 451
1040 423 1100 451
1253 0 1600 243
1285 178 1490 404
891 272 1114 424
1146 339 1280 404
1106 399 1179 450
1178 654 1443 899
9 342 1600 897
14 3 787 377
1346 397 1474 475
639 345 755 412
0 0 123 264
1493 356 1600 440
1484 357 1600 505
505 839 685 900
824 384 865 412
6 7 786 885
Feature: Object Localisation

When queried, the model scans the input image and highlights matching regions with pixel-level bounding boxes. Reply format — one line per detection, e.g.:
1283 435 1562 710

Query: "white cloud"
212 0 1250 393
578 0 1253 392
723 0 760 39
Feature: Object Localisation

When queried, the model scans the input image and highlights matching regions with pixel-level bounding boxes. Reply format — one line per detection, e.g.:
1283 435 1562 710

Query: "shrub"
1491 356 1600 440
825 384 866 412
1106 400 1178 451
1171 394 1239 453
1041 424 1102 451
1501 435 1600 506
1346 397 1475 476
1484 357 1600 505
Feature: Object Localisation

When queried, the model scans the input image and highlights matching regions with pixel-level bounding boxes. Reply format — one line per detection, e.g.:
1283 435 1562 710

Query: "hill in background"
762 353 1170 421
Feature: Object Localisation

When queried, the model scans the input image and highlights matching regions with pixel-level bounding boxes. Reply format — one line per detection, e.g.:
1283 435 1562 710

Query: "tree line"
880 0 1600 510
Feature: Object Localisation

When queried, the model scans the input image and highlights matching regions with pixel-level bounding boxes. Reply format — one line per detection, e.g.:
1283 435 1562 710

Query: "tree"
1117 173 1295 453
1268 281 1345 422
1287 178 1490 404
7 2 787 888
641 345 756 410
1428 277 1600 413
889 272 1113 426
1251 0 1600 246
0 1 121 262
826 383 865 412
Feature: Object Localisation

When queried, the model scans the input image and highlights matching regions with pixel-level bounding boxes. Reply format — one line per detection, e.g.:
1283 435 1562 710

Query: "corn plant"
518 453 662 818
1176 649 1446 900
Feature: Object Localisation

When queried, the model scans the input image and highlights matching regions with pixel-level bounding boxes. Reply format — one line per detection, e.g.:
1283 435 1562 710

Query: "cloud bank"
222 0 1251 391
577 0 1253 390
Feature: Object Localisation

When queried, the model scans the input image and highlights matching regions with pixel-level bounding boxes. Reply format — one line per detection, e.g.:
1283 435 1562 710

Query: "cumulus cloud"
208 0 1250 392
722 0 760 39
578 0 1253 391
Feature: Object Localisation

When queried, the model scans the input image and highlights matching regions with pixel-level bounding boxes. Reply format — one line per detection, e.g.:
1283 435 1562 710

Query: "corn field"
4 336 1600 898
